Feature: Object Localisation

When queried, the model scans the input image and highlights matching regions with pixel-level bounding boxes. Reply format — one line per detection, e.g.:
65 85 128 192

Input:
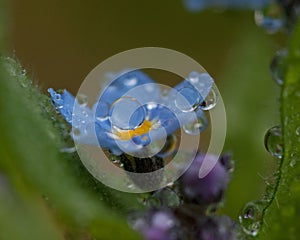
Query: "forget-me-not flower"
48 70 213 155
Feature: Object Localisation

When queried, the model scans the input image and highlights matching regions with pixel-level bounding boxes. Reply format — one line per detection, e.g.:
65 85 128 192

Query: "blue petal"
48 88 75 124
98 70 155 105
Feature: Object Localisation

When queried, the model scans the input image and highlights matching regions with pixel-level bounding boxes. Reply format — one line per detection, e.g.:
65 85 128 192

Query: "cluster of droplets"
239 8 300 236
237 47 287 239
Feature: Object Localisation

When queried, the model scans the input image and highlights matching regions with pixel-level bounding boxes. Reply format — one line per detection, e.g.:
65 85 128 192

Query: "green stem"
260 18 300 240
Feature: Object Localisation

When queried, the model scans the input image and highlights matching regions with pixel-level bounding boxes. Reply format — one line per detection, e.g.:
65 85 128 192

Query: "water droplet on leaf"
264 126 283 158
270 49 288 86
239 202 262 236
60 146 76 153
295 126 300 136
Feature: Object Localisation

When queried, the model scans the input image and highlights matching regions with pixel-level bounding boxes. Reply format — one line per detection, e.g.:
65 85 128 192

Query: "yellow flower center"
113 120 153 140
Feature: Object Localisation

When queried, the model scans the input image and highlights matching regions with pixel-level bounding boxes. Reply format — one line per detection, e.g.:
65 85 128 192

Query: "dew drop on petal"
264 126 283 158
157 134 177 158
188 71 200 84
199 84 219 110
270 49 288 86
239 202 262 237
175 87 201 112
132 134 151 146
109 97 145 130
124 77 138 87
183 111 207 135
96 101 109 121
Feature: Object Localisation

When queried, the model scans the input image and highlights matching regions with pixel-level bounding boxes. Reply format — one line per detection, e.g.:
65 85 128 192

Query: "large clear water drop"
239 201 262 237
264 126 283 158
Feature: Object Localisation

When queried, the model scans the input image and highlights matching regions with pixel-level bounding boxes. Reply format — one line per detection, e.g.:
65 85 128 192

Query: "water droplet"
71 128 81 137
109 97 145 130
175 87 201 112
60 146 76 153
188 71 200 84
143 196 161 207
296 126 300 136
183 110 208 135
132 134 151 146
270 49 288 86
124 77 138 87
157 134 177 158
146 102 158 111
290 159 297 167
76 94 88 107
254 3 284 34
199 84 218 110
264 126 283 158
239 202 262 236
161 89 169 100
152 188 180 207
95 101 109 121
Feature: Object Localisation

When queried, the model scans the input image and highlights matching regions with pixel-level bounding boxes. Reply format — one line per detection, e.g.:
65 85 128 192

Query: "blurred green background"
8 0 281 220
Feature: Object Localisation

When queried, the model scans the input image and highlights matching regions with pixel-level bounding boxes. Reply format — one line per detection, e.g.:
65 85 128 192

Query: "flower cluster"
130 153 238 240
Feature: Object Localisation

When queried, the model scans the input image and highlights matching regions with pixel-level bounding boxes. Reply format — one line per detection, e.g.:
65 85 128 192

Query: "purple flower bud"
131 209 178 240
180 153 230 204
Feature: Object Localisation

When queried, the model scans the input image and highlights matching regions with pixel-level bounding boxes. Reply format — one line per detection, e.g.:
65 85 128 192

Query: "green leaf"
0 58 140 239
258 19 300 240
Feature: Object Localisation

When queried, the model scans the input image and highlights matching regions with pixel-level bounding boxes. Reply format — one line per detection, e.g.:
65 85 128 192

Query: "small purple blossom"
132 209 178 240
180 153 230 204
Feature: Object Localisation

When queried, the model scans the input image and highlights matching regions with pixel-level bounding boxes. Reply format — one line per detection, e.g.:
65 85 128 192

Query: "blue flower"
184 0 271 12
48 70 213 155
